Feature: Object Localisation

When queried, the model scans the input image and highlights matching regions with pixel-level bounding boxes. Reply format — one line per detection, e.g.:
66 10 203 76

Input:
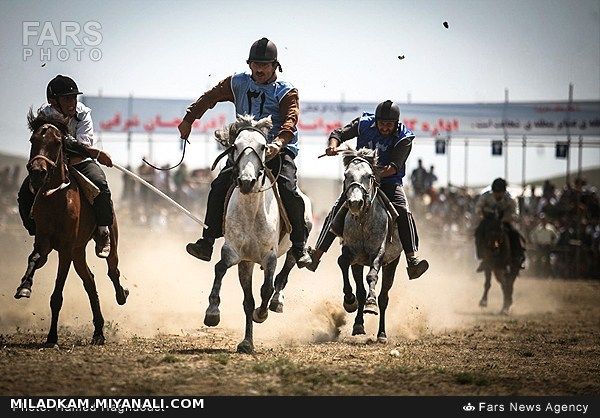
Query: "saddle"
330 189 399 243
68 166 100 205
222 170 292 244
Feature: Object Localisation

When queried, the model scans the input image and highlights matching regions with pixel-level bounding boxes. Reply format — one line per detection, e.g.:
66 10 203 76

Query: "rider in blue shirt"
307 100 429 280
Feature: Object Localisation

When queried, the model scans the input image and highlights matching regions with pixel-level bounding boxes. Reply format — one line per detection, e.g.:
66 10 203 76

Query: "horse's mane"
342 148 378 168
214 114 273 147
27 108 69 137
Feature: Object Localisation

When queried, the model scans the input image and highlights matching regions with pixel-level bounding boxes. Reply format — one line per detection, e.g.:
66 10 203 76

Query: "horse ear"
254 115 273 135
342 151 355 168
372 149 379 166
214 128 231 147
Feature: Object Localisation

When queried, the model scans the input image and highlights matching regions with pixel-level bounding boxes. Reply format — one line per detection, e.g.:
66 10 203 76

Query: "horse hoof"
236 340 254 354
500 307 510 316
44 340 58 348
479 299 487 308
116 288 129 305
363 301 379 316
14 287 31 299
343 295 358 313
352 324 365 336
377 333 388 344
252 308 268 323
269 300 283 313
91 335 105 345
204 311 220 327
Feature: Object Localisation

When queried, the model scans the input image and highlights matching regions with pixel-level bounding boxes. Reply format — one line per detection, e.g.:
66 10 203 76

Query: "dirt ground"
0 216 598 396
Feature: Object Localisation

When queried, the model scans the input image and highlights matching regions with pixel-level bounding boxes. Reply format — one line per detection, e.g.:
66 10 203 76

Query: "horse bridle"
27 132 71 197
211 126 282 193
343 156 379 213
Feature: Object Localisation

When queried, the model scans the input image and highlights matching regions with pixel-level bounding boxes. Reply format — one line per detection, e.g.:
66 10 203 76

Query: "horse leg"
237 261 255 354
500 270 516 315
363 261 383 315
351 265 366 336
14 240 51 299
270 252 295 313
479 268 492 308
339 247 357 313
204 244 238 327
364 246 385 315
253 253 276 323
377 257 399 343
106 221 128 305
72 249 105 345
45 251 72 347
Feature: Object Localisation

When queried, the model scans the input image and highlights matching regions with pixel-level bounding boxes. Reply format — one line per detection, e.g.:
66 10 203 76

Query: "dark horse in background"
478 212 520 315
14 110 128 346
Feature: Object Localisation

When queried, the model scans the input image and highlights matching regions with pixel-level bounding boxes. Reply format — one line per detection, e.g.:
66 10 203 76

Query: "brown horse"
14 109 128 346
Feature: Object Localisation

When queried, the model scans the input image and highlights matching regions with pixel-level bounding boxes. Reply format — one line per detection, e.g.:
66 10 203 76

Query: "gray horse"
203 114 312 353
337 149 402 343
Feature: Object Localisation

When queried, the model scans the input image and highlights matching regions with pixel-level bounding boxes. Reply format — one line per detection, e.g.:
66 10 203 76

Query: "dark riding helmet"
375 100 400 122
491 177 507 193
46 75 83 101
247 38 278 63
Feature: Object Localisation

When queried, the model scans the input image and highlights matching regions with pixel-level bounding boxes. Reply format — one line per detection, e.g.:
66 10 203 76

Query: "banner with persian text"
81 96 600 138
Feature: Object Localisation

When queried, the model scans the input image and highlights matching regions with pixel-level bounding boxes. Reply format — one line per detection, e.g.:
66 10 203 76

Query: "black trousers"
202 150 308 248
315 182 419 254
17 160 114 233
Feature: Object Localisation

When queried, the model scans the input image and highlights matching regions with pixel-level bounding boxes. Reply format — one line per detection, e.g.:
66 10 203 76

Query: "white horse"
204 114 312 353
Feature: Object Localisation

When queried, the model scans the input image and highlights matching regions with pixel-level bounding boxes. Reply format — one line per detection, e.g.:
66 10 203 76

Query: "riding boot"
186 238 214 261
290 245 311 269
186 170 231 261
406 255 429 280
304 248 323 272
396 210 428 280
91 192 114 258
17 176 36 236
95 226 111 258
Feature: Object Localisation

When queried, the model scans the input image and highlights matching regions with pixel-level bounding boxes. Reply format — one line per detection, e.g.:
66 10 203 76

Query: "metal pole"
521 135 527 189
464 138 469 188
503 88 509 182
127 93 133 168
566 83 573 186
577 135 583 179
148 132 153 162
446 134 451 187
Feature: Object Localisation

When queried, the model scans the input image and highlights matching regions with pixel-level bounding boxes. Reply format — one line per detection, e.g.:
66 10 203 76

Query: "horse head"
26 108 69 192
483 212 508 261
215 114 272 194
342 149 378 216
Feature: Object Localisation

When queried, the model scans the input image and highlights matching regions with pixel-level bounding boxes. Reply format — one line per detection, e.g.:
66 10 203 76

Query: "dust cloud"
1 212 566 347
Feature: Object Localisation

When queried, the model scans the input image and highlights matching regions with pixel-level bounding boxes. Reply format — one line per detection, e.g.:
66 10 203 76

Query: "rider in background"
410 159 428 197
474 177 525 272
306 100 429 280
17 75 114 258
178 37 311 267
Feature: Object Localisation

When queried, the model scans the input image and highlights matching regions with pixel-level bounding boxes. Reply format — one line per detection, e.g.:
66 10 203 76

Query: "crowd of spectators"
2 158 598 279
409 165 599 279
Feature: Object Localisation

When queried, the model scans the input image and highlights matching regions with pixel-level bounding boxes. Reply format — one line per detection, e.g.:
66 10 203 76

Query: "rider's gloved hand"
266 139 283 160
325 138 339 156
178 119 192 140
